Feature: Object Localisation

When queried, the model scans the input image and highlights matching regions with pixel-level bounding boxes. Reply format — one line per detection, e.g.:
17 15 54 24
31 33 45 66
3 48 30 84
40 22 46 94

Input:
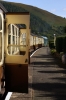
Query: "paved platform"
10 47 66 100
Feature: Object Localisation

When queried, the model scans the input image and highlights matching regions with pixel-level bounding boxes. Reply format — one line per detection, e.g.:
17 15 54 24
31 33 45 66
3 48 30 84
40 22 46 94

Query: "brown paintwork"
0 66 3 88
38 44 42 48
5 64 28 93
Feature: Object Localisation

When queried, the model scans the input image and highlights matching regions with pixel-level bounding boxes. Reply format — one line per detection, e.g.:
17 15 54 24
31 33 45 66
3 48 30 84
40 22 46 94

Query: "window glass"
21 33 26 46
12 25 14 35
8 24 28 55
8 46 11 54
0 32 2 61
8 24 11 34
13 36 15 44
16 28 17 36
8 35 11 44
8 24 19 55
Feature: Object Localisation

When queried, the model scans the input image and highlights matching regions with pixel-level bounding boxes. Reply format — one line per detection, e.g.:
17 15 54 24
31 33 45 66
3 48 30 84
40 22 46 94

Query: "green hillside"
0 1 66 40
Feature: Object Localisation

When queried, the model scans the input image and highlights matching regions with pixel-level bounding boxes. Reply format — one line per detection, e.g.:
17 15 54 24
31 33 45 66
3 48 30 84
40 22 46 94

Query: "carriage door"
5 13 30 93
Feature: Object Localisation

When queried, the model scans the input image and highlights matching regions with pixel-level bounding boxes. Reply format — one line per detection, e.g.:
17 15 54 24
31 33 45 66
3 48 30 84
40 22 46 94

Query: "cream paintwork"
0 9 4 66
28 29 30 50
42 38 44 46
36 36 38 45
30 35 33 46
33 36 36 45
38 37 42 44
5 13 30 64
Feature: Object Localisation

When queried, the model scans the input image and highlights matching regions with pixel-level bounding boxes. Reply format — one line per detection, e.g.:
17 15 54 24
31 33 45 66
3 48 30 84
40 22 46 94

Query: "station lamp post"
54 34 56 47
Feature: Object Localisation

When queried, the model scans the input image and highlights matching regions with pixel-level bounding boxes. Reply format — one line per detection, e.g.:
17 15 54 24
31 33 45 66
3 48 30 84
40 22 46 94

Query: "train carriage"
41 37 44 46
35 36 39 49
0 5 7 93
30 34 44 53
30 33 34 52
0 5 30 93
30 34 39 52
38 37 42 48
0 3 45 95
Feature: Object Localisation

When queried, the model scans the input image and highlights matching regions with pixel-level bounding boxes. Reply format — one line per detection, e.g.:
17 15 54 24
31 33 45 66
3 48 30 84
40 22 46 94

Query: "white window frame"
0 11 4 66
8 24 19 55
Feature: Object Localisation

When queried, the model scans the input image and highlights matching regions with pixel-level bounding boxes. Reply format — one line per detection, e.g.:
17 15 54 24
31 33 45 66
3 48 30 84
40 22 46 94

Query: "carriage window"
0 33 2 62
8 24 11 33
17 29 19 51
8 35 11 44
21 33 26 46
8 24 11 44
8 24 19 55
12 25 14 35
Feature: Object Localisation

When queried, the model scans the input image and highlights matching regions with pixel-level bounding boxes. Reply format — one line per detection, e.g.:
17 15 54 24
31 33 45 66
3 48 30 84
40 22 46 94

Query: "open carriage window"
8 24 27 55
0 33 2 62
8 24 19 55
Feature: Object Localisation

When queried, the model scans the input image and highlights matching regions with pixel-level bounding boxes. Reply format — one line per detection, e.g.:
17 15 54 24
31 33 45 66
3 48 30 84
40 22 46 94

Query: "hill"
0 1 66 40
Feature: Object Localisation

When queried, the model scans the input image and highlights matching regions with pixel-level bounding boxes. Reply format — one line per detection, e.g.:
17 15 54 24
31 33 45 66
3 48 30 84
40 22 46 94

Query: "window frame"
0 11 4 66
8 24 19 55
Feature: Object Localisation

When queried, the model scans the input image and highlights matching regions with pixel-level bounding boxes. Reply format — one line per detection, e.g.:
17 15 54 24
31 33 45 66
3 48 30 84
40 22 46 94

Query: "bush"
63 36 66 53
56 36 64 53
51 49 56 54
49 40 55 49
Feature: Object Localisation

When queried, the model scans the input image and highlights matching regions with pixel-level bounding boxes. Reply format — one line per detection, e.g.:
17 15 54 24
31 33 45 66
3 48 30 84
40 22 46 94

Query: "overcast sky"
3 0 66 18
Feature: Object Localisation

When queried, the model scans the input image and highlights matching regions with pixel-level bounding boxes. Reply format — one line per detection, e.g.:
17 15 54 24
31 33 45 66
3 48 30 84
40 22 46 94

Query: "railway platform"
9 47 66 100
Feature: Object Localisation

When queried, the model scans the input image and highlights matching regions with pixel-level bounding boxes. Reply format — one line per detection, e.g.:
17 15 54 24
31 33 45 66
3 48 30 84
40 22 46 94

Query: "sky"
2 0 66 18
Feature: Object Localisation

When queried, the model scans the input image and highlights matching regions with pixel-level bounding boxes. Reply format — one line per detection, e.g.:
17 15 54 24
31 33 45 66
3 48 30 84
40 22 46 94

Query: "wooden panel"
5 64 28 93
33 45 36 51
0 66 3 89
35 44 38 49
38 44 42 48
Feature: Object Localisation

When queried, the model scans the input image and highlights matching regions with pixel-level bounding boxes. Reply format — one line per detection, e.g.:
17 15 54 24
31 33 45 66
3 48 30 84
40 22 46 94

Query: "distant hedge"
49 40 55 49
56 36 64 53
63 36 66 53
